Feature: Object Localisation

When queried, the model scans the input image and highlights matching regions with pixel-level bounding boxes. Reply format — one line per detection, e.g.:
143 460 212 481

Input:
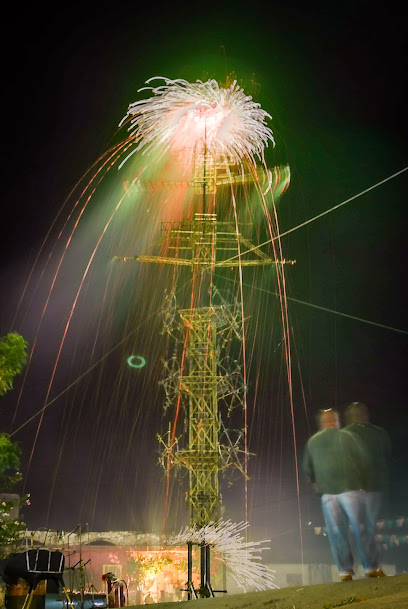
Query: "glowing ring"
127 355 146 369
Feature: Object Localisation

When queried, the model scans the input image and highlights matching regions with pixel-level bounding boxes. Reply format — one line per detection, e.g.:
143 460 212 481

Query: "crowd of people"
303 401 391 581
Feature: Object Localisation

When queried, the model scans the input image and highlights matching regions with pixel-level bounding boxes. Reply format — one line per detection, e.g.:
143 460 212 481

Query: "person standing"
303 408 384 581
344 402 391 530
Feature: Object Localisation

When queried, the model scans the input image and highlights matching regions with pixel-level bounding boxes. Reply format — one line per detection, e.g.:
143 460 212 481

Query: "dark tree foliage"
0 333 29 558
0 333 28 397
0 435 27 559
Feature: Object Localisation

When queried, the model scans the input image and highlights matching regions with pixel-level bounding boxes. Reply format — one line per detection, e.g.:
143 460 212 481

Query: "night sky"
1 2 407 564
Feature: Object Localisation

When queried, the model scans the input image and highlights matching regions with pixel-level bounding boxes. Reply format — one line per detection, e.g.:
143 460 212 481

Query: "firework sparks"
9 71 299 564
168 519 278 592
119 77 275 166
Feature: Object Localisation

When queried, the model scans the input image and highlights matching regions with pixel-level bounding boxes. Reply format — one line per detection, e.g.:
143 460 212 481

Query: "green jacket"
345 423 391 492
303 428 371 495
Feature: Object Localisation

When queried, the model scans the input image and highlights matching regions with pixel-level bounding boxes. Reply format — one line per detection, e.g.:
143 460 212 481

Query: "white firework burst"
167 519 278 592
119 77 275 166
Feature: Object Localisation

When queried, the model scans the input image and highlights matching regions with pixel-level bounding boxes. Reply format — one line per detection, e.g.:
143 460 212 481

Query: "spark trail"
24 189 129 487
168 519 278 591
10 76 302 558
121 77 301 578
120 77 275 165
10 140 132 431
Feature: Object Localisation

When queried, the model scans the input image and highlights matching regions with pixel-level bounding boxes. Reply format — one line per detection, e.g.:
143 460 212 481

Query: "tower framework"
177 304 220 528
116 197 294 596
114 78 295 590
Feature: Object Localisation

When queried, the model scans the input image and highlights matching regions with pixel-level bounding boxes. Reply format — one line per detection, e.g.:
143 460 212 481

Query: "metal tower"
115 154 294 598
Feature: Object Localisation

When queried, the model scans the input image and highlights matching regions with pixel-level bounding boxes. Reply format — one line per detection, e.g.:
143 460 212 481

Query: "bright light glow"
127 355 146 369
119 77 275 165
168 519 278 592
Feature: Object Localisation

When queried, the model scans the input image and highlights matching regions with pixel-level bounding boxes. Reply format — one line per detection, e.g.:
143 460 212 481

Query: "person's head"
345 401 369 425
317 408 340 430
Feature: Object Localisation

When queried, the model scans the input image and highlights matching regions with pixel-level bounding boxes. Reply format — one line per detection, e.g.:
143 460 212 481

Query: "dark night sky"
1 1 407 562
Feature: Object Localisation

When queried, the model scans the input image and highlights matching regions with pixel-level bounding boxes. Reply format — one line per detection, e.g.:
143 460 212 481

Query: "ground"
130 574 408 608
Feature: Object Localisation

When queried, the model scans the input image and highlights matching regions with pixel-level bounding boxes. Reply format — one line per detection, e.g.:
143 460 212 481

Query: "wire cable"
217 274 408 335
222 166 408 264
8 277 191 439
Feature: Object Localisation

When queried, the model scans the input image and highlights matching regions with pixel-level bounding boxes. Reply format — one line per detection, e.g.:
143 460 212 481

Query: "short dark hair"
345 401 369 424
316 408 338 428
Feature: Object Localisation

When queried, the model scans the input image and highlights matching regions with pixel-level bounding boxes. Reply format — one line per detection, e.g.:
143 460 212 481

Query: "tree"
0 332 29 558
0 434 21 489
0 435 28 559
0 434 28 558
0 333 28 396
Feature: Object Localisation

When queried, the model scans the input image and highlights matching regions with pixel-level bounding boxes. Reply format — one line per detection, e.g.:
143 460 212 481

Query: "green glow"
127 355 146 369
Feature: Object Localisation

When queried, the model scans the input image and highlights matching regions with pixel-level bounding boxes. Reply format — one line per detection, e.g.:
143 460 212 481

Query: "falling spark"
10 74 302 547
119 77 275 165
168 519 278 592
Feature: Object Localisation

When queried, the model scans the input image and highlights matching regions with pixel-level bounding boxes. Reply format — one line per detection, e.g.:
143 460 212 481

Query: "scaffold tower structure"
115 152 294 598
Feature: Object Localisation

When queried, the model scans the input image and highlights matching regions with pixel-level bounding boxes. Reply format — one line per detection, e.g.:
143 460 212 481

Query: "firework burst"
119 77 275 166
168 519 278 592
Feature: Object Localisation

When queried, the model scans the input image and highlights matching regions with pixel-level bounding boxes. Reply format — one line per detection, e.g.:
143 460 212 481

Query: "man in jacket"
303 408 384 581
344 402 391 529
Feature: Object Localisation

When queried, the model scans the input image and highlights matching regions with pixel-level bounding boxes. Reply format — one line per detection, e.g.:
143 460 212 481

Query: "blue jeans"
365 491 383 530
321 490 380 575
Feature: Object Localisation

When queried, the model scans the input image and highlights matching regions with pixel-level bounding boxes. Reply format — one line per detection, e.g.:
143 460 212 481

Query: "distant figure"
345 401 391 528
303 408 384 581
144 591 154 604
